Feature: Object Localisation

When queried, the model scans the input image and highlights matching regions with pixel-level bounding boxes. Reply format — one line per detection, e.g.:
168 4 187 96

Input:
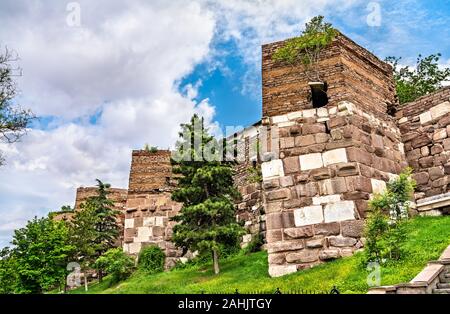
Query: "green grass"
70 216 450 294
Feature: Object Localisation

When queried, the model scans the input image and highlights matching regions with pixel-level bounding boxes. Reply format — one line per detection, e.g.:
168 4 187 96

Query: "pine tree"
171 114 245 274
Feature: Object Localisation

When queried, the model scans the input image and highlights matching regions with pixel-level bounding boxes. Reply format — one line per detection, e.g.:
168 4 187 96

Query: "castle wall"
397 87 450 215
122 150 184 268
262 33 395 119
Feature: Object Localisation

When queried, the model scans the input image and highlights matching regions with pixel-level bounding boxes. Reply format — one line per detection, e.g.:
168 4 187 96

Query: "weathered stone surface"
294 206 324 226
266 212 283 230
295 135 315 147
279 176 294 187
319 249 340 260
322 148 348 166
306 238 325 248
313 222 341 236
302 123 326 135
284 198 312 209
336 162 359 177
429 167 445 180
268 253 286 264
284 226 314 239
413 172 430 185
430 101 450 120
267 240 305 253
266 229 283 242
323 201 356 223
328 236 358 247
433 129 447 141
262 159 285 180
267 188 291 201
286 250 319 263
341 220 365 238
268 265 297 277
312 194 341 205
371 179 387 194
346 147 372 165
299 153 323 171
318 177 347 195
310 167 334 180
125 218 134 229
283 156 300 174
411 134 432 148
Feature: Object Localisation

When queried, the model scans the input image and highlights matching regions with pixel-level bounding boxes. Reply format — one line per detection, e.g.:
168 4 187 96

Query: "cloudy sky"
0 0 449 248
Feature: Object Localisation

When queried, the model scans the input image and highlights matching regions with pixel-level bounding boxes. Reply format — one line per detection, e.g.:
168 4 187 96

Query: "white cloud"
0 0 369 248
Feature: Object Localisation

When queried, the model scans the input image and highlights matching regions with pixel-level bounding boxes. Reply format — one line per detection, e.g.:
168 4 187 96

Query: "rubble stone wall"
397 87 450 215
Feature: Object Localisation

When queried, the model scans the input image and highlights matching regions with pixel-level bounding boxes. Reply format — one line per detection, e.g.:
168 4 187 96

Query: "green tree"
272 16 337 82
171 114 245 274
94 248 135 284
0 46 34 165
386 54 450 104
11 217 74 293
0 247 18 294
71 179 120 283
364 168 416 263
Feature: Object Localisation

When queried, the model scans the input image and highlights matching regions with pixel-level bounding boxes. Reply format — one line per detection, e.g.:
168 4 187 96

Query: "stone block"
419 111 432 124
433 129 447 141
124 218 135 229
262 159 285 180
295 182 318 197
430 101 450 120
346 147 372 166
341 220 365 238
266 229 283 242
302 123 326 135
411 134 432 148
303 109 316 118
319 249 340 260
284 226 314 239
421 146 430 157
267 240 305 253
328 236 357 247
313 222 340 236
266 212 283 230
322 148 348 166
429 167 445 180
310 168 334 180
143 217 155 226
267 188 291 201
431 144 443 155
272 114 289 124
312 194 341 205
299 153 323 171
283 156 300 174
318 177 347 195
336 162 359 177
306 238 325 248
371 179 387 194
286 250 319 263
128 242 142 254
268 253 286 265
295 135 315 147
294 206 324 227
323 201 356 223
280 176 294 187
284 198 312 209
268 265 297 277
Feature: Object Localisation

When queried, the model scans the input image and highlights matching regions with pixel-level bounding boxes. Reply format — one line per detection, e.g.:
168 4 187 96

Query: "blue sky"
0 0 449 248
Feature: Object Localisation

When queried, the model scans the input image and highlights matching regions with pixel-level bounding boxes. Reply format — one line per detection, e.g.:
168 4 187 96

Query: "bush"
363 168 416 264
94 248 135 283
138 246 165 274
243 234 265 254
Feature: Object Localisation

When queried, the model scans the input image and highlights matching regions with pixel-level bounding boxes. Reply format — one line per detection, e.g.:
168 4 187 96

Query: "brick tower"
260 32 408 277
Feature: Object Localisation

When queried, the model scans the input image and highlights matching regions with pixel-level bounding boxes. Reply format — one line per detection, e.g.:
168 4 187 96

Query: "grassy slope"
71 216 450 294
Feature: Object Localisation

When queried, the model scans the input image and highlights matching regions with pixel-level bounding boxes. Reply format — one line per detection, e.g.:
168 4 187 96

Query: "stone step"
437 283 450 289
433 288 450 294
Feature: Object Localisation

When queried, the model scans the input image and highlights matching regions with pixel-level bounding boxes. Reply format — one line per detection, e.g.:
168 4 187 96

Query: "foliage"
0 46 34 165
94 249 135 284
386 54 450 104
69 216 450 294
11 217 74 293
0 247 18 294
138 246 165 274
364 168 416 263
170 114 245 274
144 144 158 153
242 233 265 254
70 179 120 281
272 16 337 82
246 164 262 184
60 205 73 212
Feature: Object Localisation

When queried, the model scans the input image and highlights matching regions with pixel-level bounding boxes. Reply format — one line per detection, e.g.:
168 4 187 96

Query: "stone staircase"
433 267 450 294
369 245 450 294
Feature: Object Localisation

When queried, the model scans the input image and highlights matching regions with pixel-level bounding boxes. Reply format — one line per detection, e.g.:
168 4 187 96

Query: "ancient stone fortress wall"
232 123 266 246
262 32 396 119
260 32 406 277
122 150 185 268
52 187 128 244
397 87 450 216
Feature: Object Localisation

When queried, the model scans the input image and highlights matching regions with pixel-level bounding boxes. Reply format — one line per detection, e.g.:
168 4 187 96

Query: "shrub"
94 248 135 284
363 168 416 264
138 246 165 274
243 234 265 254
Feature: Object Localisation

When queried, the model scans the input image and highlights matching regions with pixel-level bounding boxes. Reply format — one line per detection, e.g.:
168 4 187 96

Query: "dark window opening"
310 82 329 108
252 160 257 168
